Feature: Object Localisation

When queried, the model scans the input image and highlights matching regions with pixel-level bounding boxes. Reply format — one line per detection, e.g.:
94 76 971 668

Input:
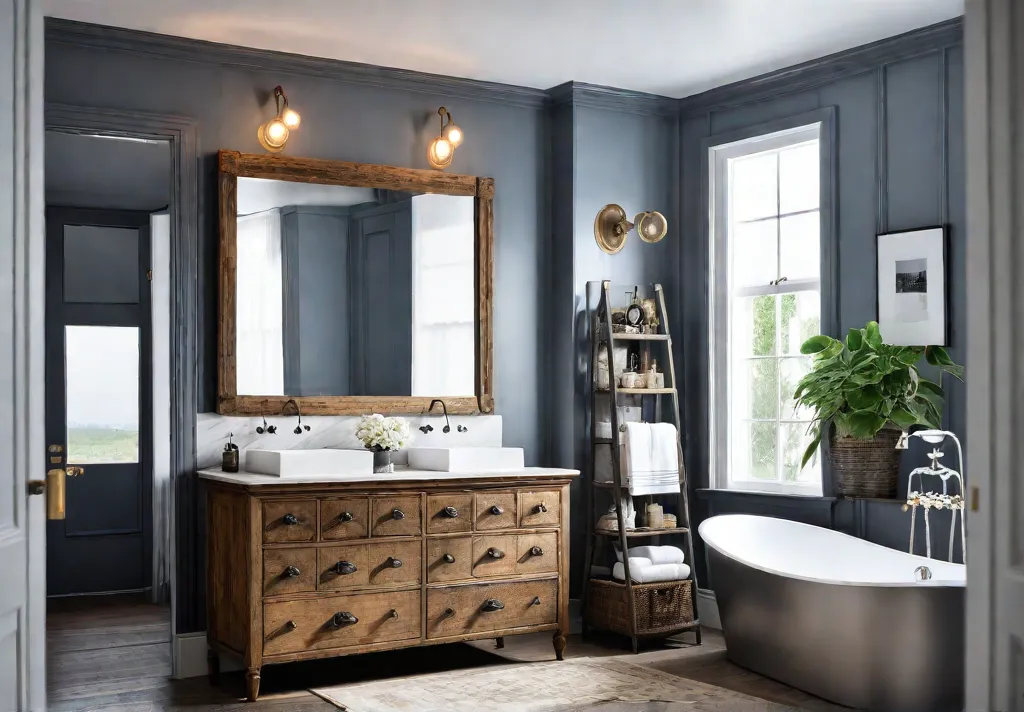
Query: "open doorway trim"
45 104 199 674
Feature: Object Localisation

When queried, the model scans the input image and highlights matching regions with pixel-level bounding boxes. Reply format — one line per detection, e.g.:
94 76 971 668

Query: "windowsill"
696 487 836 501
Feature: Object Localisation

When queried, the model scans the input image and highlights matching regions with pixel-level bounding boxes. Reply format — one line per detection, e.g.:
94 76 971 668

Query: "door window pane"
66 326 140 464
63 225 140 304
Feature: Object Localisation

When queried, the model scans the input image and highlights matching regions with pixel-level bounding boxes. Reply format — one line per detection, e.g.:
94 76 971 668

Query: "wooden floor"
46 595 847 711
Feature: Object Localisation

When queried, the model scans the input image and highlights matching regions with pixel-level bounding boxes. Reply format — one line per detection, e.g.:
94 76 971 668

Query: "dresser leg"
552 631 567 661
207 648 220 682
246 668 261 702
495 636 504 649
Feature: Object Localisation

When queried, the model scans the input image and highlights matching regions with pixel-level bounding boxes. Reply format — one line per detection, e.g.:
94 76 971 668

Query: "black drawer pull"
330 612 358 627
282 565 301 578
334 560 357 575
284 620 297 631
442 553 455 564
530 596 541 607
487 547 505 559
387 557 403 568
535 502 547 513
282 513 298 526
443 506 459 518
388 609 399 619
392 508 405 520
337 511 354 523
441 607 455 619
489 504 504 515
529 546 544 557
481 598 504 612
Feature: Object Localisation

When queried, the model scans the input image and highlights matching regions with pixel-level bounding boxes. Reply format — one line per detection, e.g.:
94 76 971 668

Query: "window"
235 208 285 395
411 194 476 396
710 123 824 495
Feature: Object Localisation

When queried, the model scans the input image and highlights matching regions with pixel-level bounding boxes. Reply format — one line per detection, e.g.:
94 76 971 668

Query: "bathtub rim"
699 513 965 588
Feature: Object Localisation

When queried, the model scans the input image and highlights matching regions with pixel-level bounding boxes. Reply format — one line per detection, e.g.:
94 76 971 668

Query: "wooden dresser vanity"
200 467 577 701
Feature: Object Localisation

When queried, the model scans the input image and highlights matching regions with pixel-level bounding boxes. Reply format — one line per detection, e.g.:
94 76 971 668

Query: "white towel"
614 545 685 565
612 561 691 583
621 422 680 496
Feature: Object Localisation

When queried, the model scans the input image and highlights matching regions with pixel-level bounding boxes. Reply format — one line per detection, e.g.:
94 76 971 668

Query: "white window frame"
709 122 825 496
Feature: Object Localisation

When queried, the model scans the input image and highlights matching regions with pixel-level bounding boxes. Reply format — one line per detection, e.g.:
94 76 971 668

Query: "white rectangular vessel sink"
407 447 525 473
245 449 373 477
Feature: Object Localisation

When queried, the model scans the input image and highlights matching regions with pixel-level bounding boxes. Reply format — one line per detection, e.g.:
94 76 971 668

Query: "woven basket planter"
829 427 902 499
585 578 693 637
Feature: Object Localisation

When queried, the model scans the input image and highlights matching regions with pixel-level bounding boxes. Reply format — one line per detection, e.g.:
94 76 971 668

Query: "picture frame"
876 226 947 346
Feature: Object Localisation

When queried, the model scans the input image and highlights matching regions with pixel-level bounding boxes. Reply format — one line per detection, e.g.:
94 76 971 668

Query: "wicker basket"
585 578 694 637
830 427 902 498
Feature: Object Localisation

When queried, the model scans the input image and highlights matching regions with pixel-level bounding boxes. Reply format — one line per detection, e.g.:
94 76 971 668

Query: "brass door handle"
66 466 84 477
45 469 66 520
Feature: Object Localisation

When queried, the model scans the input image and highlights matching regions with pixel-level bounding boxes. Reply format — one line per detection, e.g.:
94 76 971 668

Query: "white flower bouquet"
355 414 412 452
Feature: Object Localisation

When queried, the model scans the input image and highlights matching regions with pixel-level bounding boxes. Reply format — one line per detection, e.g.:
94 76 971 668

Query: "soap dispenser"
222 433 240 473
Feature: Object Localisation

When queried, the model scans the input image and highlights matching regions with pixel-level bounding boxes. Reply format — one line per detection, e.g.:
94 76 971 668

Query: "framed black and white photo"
876 226 947 346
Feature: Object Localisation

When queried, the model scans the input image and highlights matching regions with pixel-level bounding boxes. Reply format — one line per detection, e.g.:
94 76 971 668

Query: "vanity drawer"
426 579 558 639
366 540 421 587
320 498 369 541
426 493 473 534
471 535 516 577
474 492 516 531
263 500 317 543
515 532 558 575
263 547 317 597
426 536 473 583
519 490 561 528
318 544 370 590
371 496 422 537
263 590 421 656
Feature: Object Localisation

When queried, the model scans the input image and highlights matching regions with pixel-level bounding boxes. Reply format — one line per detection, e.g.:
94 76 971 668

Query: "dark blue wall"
679 27 965 582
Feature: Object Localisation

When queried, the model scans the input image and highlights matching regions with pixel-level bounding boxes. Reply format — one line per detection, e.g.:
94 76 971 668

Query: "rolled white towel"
612 562 691 584
614 545 685 565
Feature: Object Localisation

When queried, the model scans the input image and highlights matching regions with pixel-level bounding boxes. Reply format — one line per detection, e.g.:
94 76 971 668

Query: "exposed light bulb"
444 123 463 147
281 108 301 129
258 118 290 152
266 119 287 142
434 138 452 159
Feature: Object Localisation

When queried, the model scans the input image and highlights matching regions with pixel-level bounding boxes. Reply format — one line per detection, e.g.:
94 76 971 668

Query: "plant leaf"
846 410 887 439
800 335 836 355
889 408 919 429
864 321 883 349
800 430 823 469
846 386 882 411
846 328 864 352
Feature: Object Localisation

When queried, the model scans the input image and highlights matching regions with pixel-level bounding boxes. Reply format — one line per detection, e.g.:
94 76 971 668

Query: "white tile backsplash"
197 413 504 470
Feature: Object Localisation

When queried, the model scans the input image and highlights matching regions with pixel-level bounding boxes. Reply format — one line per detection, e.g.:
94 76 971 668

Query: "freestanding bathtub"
699 514 964 712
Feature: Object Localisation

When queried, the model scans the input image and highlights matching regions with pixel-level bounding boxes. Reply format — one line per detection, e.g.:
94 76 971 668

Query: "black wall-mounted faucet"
256 400 277 434
429 399 452 434
282 399 310 434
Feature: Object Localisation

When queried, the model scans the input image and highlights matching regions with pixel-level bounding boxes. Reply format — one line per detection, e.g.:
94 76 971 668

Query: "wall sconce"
257 85 301 153
427 106 464 170
593 204 668 254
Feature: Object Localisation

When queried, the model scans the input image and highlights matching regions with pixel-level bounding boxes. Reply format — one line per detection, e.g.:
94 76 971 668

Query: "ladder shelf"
581 281 701 653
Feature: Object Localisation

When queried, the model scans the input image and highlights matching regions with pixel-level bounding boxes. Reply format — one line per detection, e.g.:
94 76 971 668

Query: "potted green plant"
794 321 963 498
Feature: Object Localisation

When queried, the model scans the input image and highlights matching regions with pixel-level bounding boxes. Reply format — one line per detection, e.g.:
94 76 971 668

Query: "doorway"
43 130 173 704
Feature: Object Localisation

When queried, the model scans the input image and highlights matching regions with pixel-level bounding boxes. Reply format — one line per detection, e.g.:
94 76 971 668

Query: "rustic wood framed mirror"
217 150 493 415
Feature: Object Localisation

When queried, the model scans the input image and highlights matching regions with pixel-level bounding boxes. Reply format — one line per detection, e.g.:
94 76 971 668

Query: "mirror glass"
234 177 476 397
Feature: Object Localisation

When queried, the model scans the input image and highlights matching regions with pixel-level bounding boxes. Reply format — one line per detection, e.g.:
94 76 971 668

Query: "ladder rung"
594 527 690 538
602 333 670 342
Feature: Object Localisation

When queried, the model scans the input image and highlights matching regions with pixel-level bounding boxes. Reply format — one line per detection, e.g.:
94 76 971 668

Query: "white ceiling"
44 0 964 98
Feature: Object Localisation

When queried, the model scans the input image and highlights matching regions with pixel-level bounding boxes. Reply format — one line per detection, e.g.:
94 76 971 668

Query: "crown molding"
44 18 550 110
546 81 677 117
678 17 963 117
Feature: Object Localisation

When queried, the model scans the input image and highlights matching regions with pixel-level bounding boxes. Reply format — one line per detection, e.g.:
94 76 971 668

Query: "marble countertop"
198 466 579 486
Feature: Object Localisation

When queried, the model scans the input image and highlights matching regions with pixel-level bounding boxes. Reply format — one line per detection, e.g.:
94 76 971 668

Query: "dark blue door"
45 207 153 595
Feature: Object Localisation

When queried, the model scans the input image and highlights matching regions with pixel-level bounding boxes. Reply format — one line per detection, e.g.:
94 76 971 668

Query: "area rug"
311 657 799 711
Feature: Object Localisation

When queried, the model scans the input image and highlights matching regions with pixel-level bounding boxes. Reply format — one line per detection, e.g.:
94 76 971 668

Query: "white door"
965 1 1024 710
0 0 46 710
